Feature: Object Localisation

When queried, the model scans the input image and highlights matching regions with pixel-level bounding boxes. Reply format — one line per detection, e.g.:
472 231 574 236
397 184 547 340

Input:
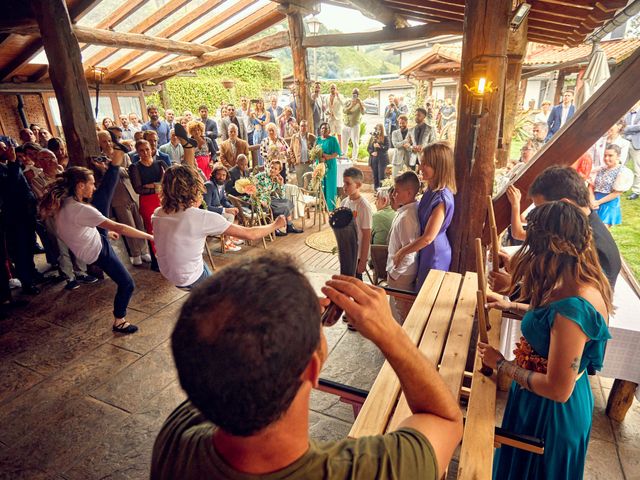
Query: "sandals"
112 320 138 334
107 127 131 153
174 123 197 149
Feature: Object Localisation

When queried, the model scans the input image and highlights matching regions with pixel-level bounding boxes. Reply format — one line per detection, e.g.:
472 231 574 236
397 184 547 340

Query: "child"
386 171 420 322
340 167 373 279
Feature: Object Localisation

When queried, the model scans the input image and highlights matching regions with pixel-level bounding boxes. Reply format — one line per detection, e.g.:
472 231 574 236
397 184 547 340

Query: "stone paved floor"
1 219 638 479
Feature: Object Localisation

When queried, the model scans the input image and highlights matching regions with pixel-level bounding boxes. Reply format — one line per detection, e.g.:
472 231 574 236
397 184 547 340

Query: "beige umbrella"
575 42 611 109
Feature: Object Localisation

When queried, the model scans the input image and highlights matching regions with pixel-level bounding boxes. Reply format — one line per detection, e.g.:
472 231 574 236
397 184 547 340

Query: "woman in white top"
152 164 286 289
40 164 153 334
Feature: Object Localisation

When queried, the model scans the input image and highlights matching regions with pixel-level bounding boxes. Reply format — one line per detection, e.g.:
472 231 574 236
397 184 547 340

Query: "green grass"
611 194 640 281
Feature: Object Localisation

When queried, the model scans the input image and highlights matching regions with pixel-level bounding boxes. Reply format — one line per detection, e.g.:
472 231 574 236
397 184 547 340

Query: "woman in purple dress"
392 142 456 290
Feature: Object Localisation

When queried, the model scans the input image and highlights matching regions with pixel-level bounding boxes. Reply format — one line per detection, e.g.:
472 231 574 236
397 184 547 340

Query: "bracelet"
497 359 534 391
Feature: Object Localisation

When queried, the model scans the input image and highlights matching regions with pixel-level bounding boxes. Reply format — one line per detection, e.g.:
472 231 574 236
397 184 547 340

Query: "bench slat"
439 272 478 399
457 308 503 480
386 272 463 432
348 269 447 438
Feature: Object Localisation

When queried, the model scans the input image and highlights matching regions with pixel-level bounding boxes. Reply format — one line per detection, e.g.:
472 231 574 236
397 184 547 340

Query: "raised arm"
98 218 153 241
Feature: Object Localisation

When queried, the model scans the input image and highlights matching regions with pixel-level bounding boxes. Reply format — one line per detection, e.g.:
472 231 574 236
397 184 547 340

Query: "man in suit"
546 90 575 140
267 95 283 126
289 120 316 187
226 154 251 197
204 164 241 252
311 82 324 135
408 108 436 169
218 124 249 169
220 104 248 142
624 102 640 200
199 105 220 154
391 114 412 176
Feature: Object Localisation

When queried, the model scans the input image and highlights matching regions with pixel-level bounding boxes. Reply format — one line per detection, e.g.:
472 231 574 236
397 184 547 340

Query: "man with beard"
141 105 170 145
204 164 242 252
219 124 249 170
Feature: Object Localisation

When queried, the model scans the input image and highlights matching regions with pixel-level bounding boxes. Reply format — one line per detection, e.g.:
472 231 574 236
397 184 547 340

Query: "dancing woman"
40 157 153 334
478 201 612 480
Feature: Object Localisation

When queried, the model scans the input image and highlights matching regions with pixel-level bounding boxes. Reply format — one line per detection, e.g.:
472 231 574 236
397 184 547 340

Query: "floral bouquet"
234 177 257 196
309 162 326 192
267 143 288 163
309 144 324 163
513 336 548 373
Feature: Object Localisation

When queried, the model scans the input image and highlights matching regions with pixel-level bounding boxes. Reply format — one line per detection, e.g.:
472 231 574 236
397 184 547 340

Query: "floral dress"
260 136 290 182
592 164 633 225
254 171 292 219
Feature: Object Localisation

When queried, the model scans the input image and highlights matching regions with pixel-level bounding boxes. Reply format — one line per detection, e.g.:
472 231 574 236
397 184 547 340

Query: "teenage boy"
386 171 420 322
340 167 373 279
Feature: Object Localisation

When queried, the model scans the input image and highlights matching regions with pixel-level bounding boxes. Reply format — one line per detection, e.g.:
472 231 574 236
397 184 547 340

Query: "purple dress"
416 187 455 289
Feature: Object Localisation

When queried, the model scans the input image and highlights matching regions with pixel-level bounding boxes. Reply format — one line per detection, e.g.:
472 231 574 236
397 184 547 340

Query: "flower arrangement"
309 162 326 192
234 177 257 196
267 143 288 163
513 336 548 373
309 144 324 163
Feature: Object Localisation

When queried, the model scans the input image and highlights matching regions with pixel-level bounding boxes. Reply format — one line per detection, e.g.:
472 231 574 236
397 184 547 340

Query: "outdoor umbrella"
574 42 611 109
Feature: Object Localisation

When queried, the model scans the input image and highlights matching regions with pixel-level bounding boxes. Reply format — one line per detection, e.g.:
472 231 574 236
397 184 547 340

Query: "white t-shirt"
152 207 231 287
340 195 373 260
386 202 420 280
55 198 107 264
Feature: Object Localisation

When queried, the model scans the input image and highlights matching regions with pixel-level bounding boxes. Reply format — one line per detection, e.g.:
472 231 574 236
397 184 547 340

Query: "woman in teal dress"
478 201 612 480
315 122 341 210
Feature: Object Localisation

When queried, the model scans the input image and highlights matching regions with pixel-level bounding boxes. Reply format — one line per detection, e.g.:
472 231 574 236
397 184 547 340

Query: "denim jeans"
178 262 212 291
93 234 135 319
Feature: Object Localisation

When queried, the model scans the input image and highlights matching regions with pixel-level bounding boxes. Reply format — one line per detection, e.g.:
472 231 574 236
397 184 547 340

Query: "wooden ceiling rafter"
344 0 409 28
385 5 464 23
204 7 285 49
81 0 190 69
112 0 261 83
103 0 226 76
92 0 148 31
386 0 464 15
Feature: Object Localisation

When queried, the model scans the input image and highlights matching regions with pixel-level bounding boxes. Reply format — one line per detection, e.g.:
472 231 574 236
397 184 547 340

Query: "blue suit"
130 151 172 169
204 181 233 215
624 111 640 150
546 103 575 140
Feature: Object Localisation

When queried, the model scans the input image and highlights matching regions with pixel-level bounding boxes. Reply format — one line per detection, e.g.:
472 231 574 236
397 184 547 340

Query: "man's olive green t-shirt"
151 401 438 480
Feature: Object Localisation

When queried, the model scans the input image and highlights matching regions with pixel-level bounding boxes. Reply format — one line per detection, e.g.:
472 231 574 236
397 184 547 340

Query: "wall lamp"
463 63 497 172
90 66 108 118
510 2 531 31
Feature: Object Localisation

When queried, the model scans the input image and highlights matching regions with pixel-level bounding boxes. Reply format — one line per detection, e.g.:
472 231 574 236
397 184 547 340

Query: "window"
118 96 143 119
90 96 115 123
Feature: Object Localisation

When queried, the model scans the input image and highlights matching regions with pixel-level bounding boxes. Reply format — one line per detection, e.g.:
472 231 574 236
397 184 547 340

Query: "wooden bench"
317 267 544 478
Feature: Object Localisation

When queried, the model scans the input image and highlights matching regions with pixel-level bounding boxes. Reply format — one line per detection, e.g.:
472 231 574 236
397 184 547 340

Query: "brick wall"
0 94 50 141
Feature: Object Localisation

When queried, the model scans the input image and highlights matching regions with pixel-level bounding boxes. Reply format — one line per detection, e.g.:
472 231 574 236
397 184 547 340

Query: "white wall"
523 79 543 108
400 48 430 69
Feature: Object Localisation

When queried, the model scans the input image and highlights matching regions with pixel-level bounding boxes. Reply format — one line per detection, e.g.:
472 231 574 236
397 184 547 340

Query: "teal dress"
493 297 611 480
316 135 341 211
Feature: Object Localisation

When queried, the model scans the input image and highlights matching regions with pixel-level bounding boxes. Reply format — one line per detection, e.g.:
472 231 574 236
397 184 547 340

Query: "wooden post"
553 69 566 105
159 82 171 110
32 0 99 167
427 79 433 97
287 12 313 130
449 0 511 274
606 380 638 422
496 20 528 168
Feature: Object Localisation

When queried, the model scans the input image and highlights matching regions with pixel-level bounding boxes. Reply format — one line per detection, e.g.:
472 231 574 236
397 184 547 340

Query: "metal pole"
94 83 100 118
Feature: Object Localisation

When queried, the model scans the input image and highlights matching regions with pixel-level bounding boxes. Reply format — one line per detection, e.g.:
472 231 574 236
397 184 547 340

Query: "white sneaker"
9 278 22 289
232 238 245 246
141 254 152 263
130 256 142 266
225 242 241 252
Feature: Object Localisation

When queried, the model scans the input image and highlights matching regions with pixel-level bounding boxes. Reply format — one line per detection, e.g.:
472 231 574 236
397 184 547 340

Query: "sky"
313 4 384 33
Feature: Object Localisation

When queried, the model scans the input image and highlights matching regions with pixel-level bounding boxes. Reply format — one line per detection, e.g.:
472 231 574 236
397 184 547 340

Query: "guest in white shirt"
386 171 420 322
159 129 184 164
152 164 285 289
340 167 373 280
590 119 631 169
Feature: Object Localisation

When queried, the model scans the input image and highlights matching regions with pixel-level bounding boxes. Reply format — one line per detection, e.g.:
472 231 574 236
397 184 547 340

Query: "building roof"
401 38 640 80
370 77 415 91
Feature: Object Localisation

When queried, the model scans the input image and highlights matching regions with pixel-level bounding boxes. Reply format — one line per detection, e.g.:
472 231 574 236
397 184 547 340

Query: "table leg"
606 379 638 422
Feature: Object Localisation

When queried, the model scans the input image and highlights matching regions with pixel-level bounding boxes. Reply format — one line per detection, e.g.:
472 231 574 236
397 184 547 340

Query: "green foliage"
318 80 379 99
145 59 282 115
612 160 640 281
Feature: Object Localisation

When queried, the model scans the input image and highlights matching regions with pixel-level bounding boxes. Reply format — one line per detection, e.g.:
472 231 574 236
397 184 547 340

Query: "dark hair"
199 104 208 111
171 254 321 436
394 170 420 195
47 137 63 151
528 166 590 208
319 121 330 132
23 142 42 152
147 105 158 113
343 166 364 183
416 107 427 116
604 143 622 156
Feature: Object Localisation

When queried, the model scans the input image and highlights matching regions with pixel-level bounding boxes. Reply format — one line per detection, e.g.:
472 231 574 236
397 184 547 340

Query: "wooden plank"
385 272 463 432
344 0 409 27
493 45 640 233
457 309 502 480
349 269 447 438
449 0 511 273
303 21 462 48
288 11 313 135
438 272 478 399
32 0 99 167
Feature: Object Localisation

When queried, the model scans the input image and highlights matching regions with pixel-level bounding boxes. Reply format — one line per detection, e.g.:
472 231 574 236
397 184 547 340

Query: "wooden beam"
287 12 313 131
93 0 148 31
553 69 566 104
521 56 589 79
103 0 227 77
303 21 463 48
345 0 409 28
10 24 219 57
493 45 640 233
32 0 99 167
449 0 512 274
128 31 290 84
82 0 190 69
496 19 528 168
0 39 42 82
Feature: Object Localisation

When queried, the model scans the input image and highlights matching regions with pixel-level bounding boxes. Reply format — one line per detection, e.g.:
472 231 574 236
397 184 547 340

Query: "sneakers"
9 278 21 289
130 256 143 266
65 280 80 290
112 320 139 334
141 254 152 263
629 193 639 201
77 274 99 284
224 241 241 252
231 238 245 246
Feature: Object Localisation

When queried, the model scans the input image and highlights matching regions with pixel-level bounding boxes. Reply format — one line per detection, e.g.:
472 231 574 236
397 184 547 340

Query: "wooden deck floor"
0 217 638 479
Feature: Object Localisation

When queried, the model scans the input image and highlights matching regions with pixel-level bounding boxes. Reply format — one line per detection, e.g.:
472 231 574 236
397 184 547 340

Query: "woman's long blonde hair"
510 200 613 314
160 164 205 214
421 141 457 193
39 167 93 218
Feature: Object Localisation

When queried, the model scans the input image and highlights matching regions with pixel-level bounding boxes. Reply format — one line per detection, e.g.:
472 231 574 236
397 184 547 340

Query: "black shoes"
275 230 287 237
112 321 138 334
65 280 80 291
107 127 130 153
174 123 197 148
629 193 639 200
77 274 99 284
21 285 40 295
286 224 302 234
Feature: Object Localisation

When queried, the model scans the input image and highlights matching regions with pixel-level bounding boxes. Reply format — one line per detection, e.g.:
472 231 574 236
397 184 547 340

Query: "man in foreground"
151 254 463 479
